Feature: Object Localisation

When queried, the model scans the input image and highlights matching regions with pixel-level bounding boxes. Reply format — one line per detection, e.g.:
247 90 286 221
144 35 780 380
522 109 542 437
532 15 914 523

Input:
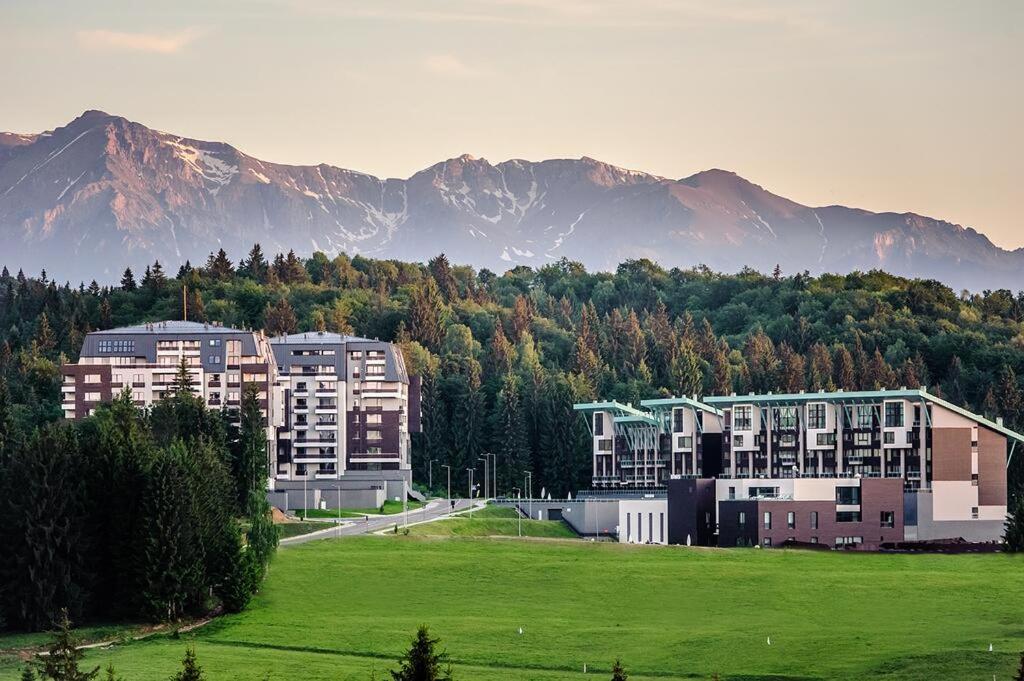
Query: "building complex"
61 321 420 510
575 388 1021 549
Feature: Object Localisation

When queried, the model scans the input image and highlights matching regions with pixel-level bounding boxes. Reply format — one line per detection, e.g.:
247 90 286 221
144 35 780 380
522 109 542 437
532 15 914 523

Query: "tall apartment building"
576 388 1022 547
61 322 420 510
61 321 275 420
268 332 420 507
574 396 722 488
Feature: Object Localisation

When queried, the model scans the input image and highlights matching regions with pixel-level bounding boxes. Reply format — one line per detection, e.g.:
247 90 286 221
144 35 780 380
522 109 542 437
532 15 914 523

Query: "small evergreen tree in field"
390 626 453 681
171 647 204 681
21 666 36 681
1004 493 1024 552
1013 650 1024 681
35 610 98 681
610 658 627 681
102 664 124 681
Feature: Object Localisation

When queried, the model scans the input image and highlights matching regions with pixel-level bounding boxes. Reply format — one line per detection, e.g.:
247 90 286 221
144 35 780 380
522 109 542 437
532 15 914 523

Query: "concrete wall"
908 489 1005 542
619 499 669 544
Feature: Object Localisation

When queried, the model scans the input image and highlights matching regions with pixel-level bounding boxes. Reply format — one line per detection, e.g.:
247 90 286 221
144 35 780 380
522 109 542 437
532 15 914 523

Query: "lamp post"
467 468 475 519
441 464 451 516
485 452 497 497
525 471 533 521
428 459 435 495
303 475 308 521
335 484 341 538
511 487 522 536
479 457 488 500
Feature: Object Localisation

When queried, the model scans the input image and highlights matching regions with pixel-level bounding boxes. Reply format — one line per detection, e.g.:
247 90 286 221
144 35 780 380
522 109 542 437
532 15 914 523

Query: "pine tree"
240 244 268 282
670 339 702 398
36 312 56 354
205 249 234 281
34 610 98 681
743 328 779 393
511 295 532 340
610 658 628 681
235 383 267 511
171 647 205 681
120 268 136 292
263 298 298 335
995 364 1023 428
776 342 805 394
20 666 36 681
0 375 15 463
832 345 856 391
807 342 835 392
390 626 453 681
408 280 445 350
428 254 458 301
101 664 124 681
98 299 113 330
1004 494 1024 552
491 373 528 493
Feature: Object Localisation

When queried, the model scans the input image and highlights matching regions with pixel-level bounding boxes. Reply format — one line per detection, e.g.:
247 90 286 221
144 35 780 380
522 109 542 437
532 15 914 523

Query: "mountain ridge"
0 110 1019 290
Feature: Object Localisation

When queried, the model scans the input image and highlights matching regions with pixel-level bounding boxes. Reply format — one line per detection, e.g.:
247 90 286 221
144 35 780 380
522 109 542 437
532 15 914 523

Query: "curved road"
280 498 479 546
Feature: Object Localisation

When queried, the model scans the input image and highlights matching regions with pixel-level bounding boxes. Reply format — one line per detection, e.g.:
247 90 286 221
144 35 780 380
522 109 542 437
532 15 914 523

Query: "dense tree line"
1 249 1024 501
0 364 277 633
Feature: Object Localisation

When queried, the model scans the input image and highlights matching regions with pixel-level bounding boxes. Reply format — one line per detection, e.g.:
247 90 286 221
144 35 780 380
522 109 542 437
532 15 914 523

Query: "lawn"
299 500 424 519
275 521 332 539
2 538 1022 680
405 516 576 538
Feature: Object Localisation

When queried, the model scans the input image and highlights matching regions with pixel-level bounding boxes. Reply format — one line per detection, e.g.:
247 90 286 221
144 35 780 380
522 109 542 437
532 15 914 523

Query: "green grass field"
300 500 424 519
405 516 576 538
2 537 1022 680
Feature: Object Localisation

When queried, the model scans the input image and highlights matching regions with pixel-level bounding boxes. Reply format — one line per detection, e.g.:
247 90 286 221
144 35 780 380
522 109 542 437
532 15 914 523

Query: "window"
971 507 979 519
810 536 818 543
807 403 825 429
883 431 895 445
734 406 752 431
763 538 772 547
779 433 796 446
209 338 222 347
673 408 685 432
880 511 894 528
728 486 736 500
810 511 818 530
84 391 101 401
366 413 382 424
856 405 873 428
84 374 101 383
816 432 836 446
778 407 797 429
884 402 904 428
972 473 979 487
594 413 604 436
787 511 795 529
734 434 744 447
836 487 861 505
854 432 871 447
836 511 862 523
97 339 135 353
597 439 612 452
763 511 772 530
737 511 746 529
677 435 693 449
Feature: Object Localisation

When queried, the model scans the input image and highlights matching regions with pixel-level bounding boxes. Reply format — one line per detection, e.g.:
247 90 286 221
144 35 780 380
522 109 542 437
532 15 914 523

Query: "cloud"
421 54 483 78
76 27 206 54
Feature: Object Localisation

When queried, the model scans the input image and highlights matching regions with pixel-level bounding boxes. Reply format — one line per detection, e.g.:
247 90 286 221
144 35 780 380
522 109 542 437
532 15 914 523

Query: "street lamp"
467 468 475 519
428 459 435 495
441 464 451 516
479 457 489 500
525 471 533 521
511 487 522 536
335 484 341 538
485 452 497 497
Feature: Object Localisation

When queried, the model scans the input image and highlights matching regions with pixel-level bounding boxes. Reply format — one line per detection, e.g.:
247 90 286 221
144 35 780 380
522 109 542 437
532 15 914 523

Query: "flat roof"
704 388 1024 444
269 331 376 345
92 320 251 335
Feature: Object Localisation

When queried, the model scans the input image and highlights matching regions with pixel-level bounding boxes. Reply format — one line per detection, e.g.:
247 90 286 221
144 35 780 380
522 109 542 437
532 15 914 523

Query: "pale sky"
2 1 1021 248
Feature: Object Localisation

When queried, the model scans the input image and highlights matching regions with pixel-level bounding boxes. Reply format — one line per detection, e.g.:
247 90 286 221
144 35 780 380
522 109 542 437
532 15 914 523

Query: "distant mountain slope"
0 110 1020 290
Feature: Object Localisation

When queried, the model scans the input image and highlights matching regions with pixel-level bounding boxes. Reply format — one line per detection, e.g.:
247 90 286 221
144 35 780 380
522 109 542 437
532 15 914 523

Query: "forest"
1 247 1023 506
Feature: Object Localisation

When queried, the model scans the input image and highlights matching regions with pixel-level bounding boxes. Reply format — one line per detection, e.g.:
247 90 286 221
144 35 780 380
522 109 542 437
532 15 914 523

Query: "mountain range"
1 110 1020 290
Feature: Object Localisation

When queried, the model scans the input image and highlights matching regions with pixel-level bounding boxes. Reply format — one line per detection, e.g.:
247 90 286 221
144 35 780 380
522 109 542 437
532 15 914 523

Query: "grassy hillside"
2 538 1022 680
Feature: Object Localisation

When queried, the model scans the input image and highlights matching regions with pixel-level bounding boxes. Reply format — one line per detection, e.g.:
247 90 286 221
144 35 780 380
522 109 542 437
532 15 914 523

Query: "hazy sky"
2 1 1021 247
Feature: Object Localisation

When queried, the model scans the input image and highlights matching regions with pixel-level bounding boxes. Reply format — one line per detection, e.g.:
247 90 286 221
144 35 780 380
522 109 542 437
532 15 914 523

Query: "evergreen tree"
390 626 453 681
34 610 98 681
240 244 269 282
1013 651 1024 681
491 373 529 493
409 280 445 350
428 254 458 301
743 328 779 393
0 375 15 463
120 268 136 292
832 346 856 391
1004 494 1024 552
205 249 234 281
264 298 298 335
234 383 267 511
171 647 205 681
670 339 702 398
776 342 805 394
610 658 628 681
102 664 124 681
807 342 835 392
36 312 56 354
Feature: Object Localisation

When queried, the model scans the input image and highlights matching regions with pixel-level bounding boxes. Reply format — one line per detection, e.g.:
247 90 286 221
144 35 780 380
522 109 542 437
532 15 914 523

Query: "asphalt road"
280 498 478 546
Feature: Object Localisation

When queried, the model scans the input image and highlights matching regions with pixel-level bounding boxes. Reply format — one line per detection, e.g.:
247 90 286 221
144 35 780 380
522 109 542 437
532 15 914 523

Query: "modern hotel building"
61 321 420 510
576 388 1021 548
